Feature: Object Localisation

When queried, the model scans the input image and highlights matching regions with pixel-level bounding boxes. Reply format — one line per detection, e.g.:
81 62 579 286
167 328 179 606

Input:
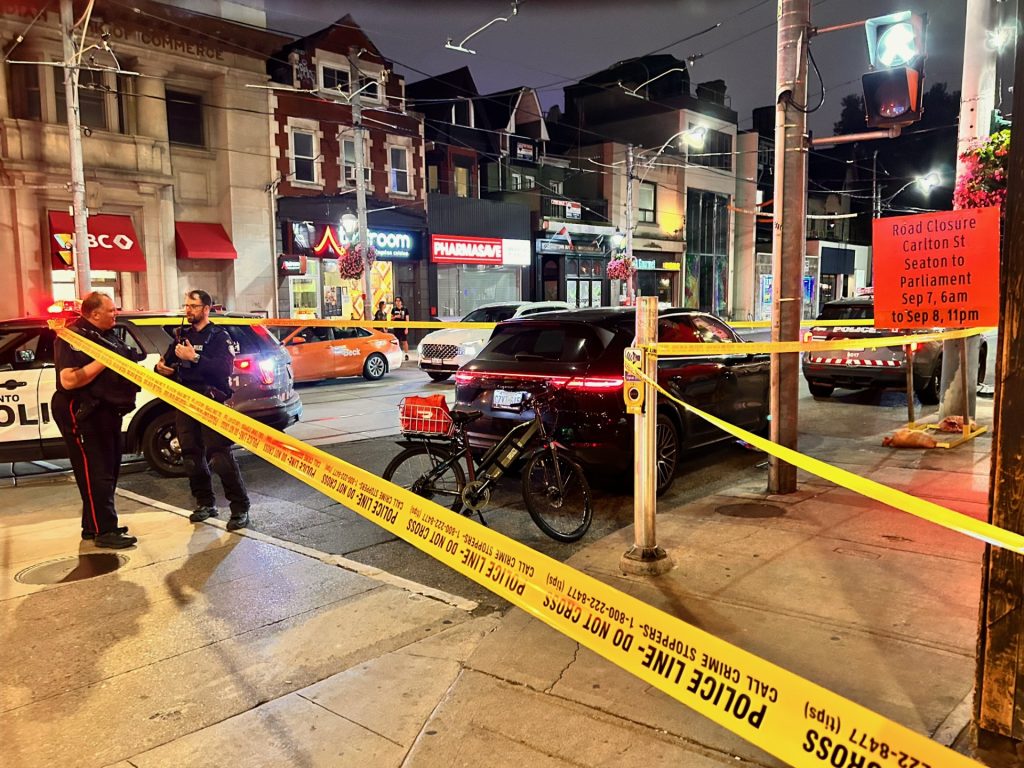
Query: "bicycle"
383 390 593 542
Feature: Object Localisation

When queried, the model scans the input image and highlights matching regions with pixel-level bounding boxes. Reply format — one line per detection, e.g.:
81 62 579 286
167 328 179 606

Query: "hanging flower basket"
606 255 637 281
953 129 1009 211
337 243 378 280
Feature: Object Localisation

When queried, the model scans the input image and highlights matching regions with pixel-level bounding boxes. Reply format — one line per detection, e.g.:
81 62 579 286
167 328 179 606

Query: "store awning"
175 222 238 260
48 211 147 272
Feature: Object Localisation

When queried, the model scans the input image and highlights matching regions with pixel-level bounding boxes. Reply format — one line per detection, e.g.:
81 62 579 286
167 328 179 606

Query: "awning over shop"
48 211 147 272
175 222 238 260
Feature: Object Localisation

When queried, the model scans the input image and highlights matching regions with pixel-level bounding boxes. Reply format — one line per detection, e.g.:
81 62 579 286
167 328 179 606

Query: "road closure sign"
873 206 1000 328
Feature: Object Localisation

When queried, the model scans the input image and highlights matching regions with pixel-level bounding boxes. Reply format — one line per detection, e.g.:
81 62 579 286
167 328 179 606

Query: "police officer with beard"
52 292 143 548
155 290 250 530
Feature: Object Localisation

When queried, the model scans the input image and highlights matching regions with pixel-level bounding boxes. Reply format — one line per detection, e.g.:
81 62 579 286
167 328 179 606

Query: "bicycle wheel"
383 445 466 512
521 449 592 542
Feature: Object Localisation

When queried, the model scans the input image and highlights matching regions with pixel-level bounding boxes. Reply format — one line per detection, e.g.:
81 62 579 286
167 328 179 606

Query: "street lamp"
620 67 688 100
876 171 942 216
641 126 707 166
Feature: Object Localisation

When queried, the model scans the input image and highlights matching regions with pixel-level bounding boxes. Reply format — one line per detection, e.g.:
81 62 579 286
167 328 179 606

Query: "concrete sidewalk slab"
0 482 480 768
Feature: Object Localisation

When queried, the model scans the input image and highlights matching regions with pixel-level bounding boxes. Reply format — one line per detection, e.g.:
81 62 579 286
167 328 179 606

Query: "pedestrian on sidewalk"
155 290 251 531
373 300 388 322
391 296 410 360
52 292 144 548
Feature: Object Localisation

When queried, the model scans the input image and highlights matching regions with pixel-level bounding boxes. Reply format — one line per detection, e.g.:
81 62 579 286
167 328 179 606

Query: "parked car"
0 311 302 477
418 301 571 381
801 297 987 404
454 307 770 495
272 324 402 383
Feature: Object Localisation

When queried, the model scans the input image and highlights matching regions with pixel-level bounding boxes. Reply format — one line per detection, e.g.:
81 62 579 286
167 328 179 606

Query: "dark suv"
801 297 987 404
454 307 769 495
0 312 302 476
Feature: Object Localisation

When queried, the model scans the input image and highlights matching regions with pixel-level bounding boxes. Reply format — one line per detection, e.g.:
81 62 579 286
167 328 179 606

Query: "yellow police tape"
730 319 875 329
658 327 986 356
60 325 981 768
126 316 497 331
624 356 1022 555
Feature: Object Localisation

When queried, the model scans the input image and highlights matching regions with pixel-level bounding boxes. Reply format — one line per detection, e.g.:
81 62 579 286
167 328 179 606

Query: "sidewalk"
0 402 1005 767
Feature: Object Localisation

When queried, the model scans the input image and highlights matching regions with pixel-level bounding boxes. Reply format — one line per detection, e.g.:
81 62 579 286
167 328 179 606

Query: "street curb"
115 487 479 612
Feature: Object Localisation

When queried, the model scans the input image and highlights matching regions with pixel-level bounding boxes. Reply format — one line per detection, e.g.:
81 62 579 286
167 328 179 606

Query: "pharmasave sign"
431 235 503 265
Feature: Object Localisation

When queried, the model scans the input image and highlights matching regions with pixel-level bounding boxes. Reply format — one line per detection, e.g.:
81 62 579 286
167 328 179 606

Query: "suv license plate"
492 389 525 410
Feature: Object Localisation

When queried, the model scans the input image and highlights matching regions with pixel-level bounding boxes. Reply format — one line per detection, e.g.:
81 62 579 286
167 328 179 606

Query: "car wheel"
915 355 942 405
363 353 387 381
978 345 987 385
655 412 680 497
427 372 451 382
142 411 186 477
808 383 834 398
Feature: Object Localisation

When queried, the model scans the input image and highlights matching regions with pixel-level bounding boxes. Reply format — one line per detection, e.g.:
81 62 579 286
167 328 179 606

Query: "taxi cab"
275 325 403 383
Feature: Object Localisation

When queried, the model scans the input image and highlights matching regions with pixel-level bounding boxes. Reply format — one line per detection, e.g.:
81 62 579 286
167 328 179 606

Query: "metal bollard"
621 296 673 576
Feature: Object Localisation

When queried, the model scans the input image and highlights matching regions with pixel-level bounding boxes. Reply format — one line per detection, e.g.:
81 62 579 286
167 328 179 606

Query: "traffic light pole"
939 0 994 423
768 0 811 495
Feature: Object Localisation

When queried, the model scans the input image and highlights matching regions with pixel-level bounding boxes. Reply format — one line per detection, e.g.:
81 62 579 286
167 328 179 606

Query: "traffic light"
861 11 927 128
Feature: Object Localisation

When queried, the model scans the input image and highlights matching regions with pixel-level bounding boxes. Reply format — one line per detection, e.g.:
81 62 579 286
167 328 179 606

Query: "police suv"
801 296 987 404
0 310 302 476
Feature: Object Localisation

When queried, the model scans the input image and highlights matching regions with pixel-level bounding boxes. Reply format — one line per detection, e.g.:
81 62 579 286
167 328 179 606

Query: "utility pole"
872 150 880 220
348 47 373 321
768 0 810 494
60 0 91 296
625 143 636 304
974 0 1022 753
939 0 995 422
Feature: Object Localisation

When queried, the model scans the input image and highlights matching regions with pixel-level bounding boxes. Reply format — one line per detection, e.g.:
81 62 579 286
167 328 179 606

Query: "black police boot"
189 505 218 523
94 531 138 549
226 509 250 531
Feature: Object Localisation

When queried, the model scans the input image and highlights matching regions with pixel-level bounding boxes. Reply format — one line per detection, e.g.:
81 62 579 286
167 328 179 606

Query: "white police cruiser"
0 308 301 476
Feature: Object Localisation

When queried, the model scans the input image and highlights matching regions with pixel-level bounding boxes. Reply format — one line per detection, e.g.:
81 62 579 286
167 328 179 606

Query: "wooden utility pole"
768 0 810 494
974 1 1024 749
60 0 91 295
625 143 636 303
348 47 373 321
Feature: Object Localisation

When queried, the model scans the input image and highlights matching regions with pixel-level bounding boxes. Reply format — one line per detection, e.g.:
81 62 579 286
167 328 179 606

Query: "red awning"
48 211 147 272
175 222 238 260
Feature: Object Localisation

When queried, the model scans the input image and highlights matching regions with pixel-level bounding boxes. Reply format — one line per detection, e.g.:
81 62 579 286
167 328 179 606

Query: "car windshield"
479 323 612 363
462 306 521 323
818 303 874 320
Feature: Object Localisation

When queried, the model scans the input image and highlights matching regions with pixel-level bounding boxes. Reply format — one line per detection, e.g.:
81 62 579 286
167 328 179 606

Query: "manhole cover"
715 503 786 519
15 553 129 585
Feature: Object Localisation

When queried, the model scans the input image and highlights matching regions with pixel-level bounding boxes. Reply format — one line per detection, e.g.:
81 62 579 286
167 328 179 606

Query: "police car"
801 296 988 404
0 309 302 476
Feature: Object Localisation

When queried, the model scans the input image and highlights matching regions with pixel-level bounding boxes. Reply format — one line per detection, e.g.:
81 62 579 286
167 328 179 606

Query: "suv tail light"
235 355 276 385
565 376 624 390
454 370 622 391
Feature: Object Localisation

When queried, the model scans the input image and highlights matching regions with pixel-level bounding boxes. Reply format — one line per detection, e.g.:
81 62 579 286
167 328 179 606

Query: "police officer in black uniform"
52 292 143 548
155 290 251 530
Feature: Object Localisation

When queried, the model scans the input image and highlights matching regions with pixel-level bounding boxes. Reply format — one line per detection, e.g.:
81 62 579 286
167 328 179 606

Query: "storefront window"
686 188 730 314
436 264 522 319
565 256 606 308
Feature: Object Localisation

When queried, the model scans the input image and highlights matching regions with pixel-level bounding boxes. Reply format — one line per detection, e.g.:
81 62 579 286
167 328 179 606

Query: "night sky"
259 0 976 134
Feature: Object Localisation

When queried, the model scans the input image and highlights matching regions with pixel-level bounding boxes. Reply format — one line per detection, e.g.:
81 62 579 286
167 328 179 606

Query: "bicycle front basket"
399 394 454 437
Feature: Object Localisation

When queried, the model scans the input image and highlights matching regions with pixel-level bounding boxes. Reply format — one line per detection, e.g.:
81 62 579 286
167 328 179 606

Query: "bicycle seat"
450 408 483 425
